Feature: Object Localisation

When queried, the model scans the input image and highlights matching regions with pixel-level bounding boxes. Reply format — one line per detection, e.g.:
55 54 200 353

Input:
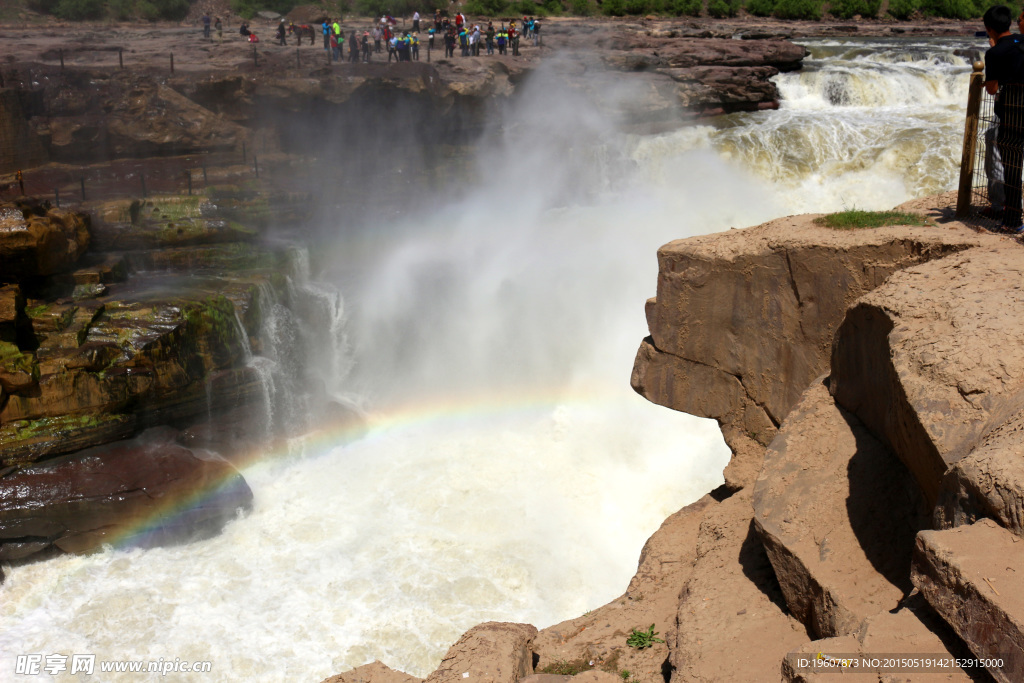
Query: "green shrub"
746 0 775 14
603 0 627 14
773 0 823 18
134 0 190 20
571 0 594 13
53 0 104 19
624 0 652 13
920 0 979 17
829 0 881 17
27 0 61 13
230 0 301 19
708 0 741 16
464 0 511 14
665 0 702 14
886 0 919 17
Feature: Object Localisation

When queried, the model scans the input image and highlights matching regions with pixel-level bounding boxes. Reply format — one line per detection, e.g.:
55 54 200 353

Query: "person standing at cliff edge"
984 6 1024 233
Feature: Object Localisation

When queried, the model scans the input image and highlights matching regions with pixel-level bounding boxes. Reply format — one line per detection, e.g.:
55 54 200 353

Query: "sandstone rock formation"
425 622 538 683
912 519 1024 683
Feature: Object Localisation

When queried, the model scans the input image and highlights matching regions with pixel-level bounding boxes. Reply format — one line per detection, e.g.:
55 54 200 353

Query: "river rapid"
0 36 981 682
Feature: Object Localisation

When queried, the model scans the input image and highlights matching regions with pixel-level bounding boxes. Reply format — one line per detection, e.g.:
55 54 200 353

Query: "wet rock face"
0 427 253 561
0 199 90 280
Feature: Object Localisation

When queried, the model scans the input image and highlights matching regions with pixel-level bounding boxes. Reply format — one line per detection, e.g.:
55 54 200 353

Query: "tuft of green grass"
626 624 665 650
540 659 591 676
814 210 930 230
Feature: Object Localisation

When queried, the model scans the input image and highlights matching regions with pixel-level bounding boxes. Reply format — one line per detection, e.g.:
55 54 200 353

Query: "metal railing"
957 60 1024 230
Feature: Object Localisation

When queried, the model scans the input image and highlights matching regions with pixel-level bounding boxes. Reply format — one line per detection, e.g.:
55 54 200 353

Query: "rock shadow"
840 405 929 595
739 518 790 614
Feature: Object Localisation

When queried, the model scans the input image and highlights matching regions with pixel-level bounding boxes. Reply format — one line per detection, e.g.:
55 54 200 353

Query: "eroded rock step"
913 519 1024 683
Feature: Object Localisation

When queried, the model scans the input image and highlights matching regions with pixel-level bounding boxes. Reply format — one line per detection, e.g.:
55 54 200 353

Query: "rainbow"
88 380 620 555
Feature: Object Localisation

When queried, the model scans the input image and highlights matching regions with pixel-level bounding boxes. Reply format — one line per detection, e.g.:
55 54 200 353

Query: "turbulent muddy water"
0 36 979 681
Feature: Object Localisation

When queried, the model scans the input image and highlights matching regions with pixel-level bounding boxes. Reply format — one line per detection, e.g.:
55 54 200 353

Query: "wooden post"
54 188 60 208
957 61 986 218
59 49 64 69
187 170 192 196
170 53 174 73
253 155 259 178
17 170 23 195
80 176 86 201
253 46 259 67
119 48 123 69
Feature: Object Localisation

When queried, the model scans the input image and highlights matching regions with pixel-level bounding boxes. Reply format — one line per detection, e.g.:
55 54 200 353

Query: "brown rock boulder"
425 622 538 683
671 490 807 682
911 519 1024 683
640 217 977 431
935 407 1024 536
830 247 1024 504
0 427 253 561
321 660 422 683
0 201 90 280
753 379 928 639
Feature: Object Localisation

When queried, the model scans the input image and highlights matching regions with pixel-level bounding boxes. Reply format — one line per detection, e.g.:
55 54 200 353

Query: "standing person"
455 11 464 30
509 21 519 56
413 10 421 32
532 17 540 47
984 5 1024 233
496 26 507 55
323 20 331 51
333 18 342 42
459 26 468 56
485 22 495 54
215 16 223 41
434 9 442 32
469 25 478 56
276 20 287 46
444 27 455 57
362 31 372 61
412 32 420 60
330 30 340 60
203 13 211 39
349 30 359 61
373 25 383 52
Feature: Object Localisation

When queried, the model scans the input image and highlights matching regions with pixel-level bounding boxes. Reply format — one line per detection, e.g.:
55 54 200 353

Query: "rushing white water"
0 36 980 682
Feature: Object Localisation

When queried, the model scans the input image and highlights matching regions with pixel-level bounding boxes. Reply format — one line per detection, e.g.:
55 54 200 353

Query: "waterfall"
0 35 980 683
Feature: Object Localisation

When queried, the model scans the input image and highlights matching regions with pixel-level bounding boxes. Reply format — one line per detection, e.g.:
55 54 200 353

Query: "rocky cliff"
320 193 1024 683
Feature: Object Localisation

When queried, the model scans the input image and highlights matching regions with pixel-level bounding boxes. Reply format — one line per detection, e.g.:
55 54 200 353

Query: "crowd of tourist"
204 9 542 62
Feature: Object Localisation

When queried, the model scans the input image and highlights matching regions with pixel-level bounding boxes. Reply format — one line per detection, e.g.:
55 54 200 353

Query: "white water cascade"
0 36 981 682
